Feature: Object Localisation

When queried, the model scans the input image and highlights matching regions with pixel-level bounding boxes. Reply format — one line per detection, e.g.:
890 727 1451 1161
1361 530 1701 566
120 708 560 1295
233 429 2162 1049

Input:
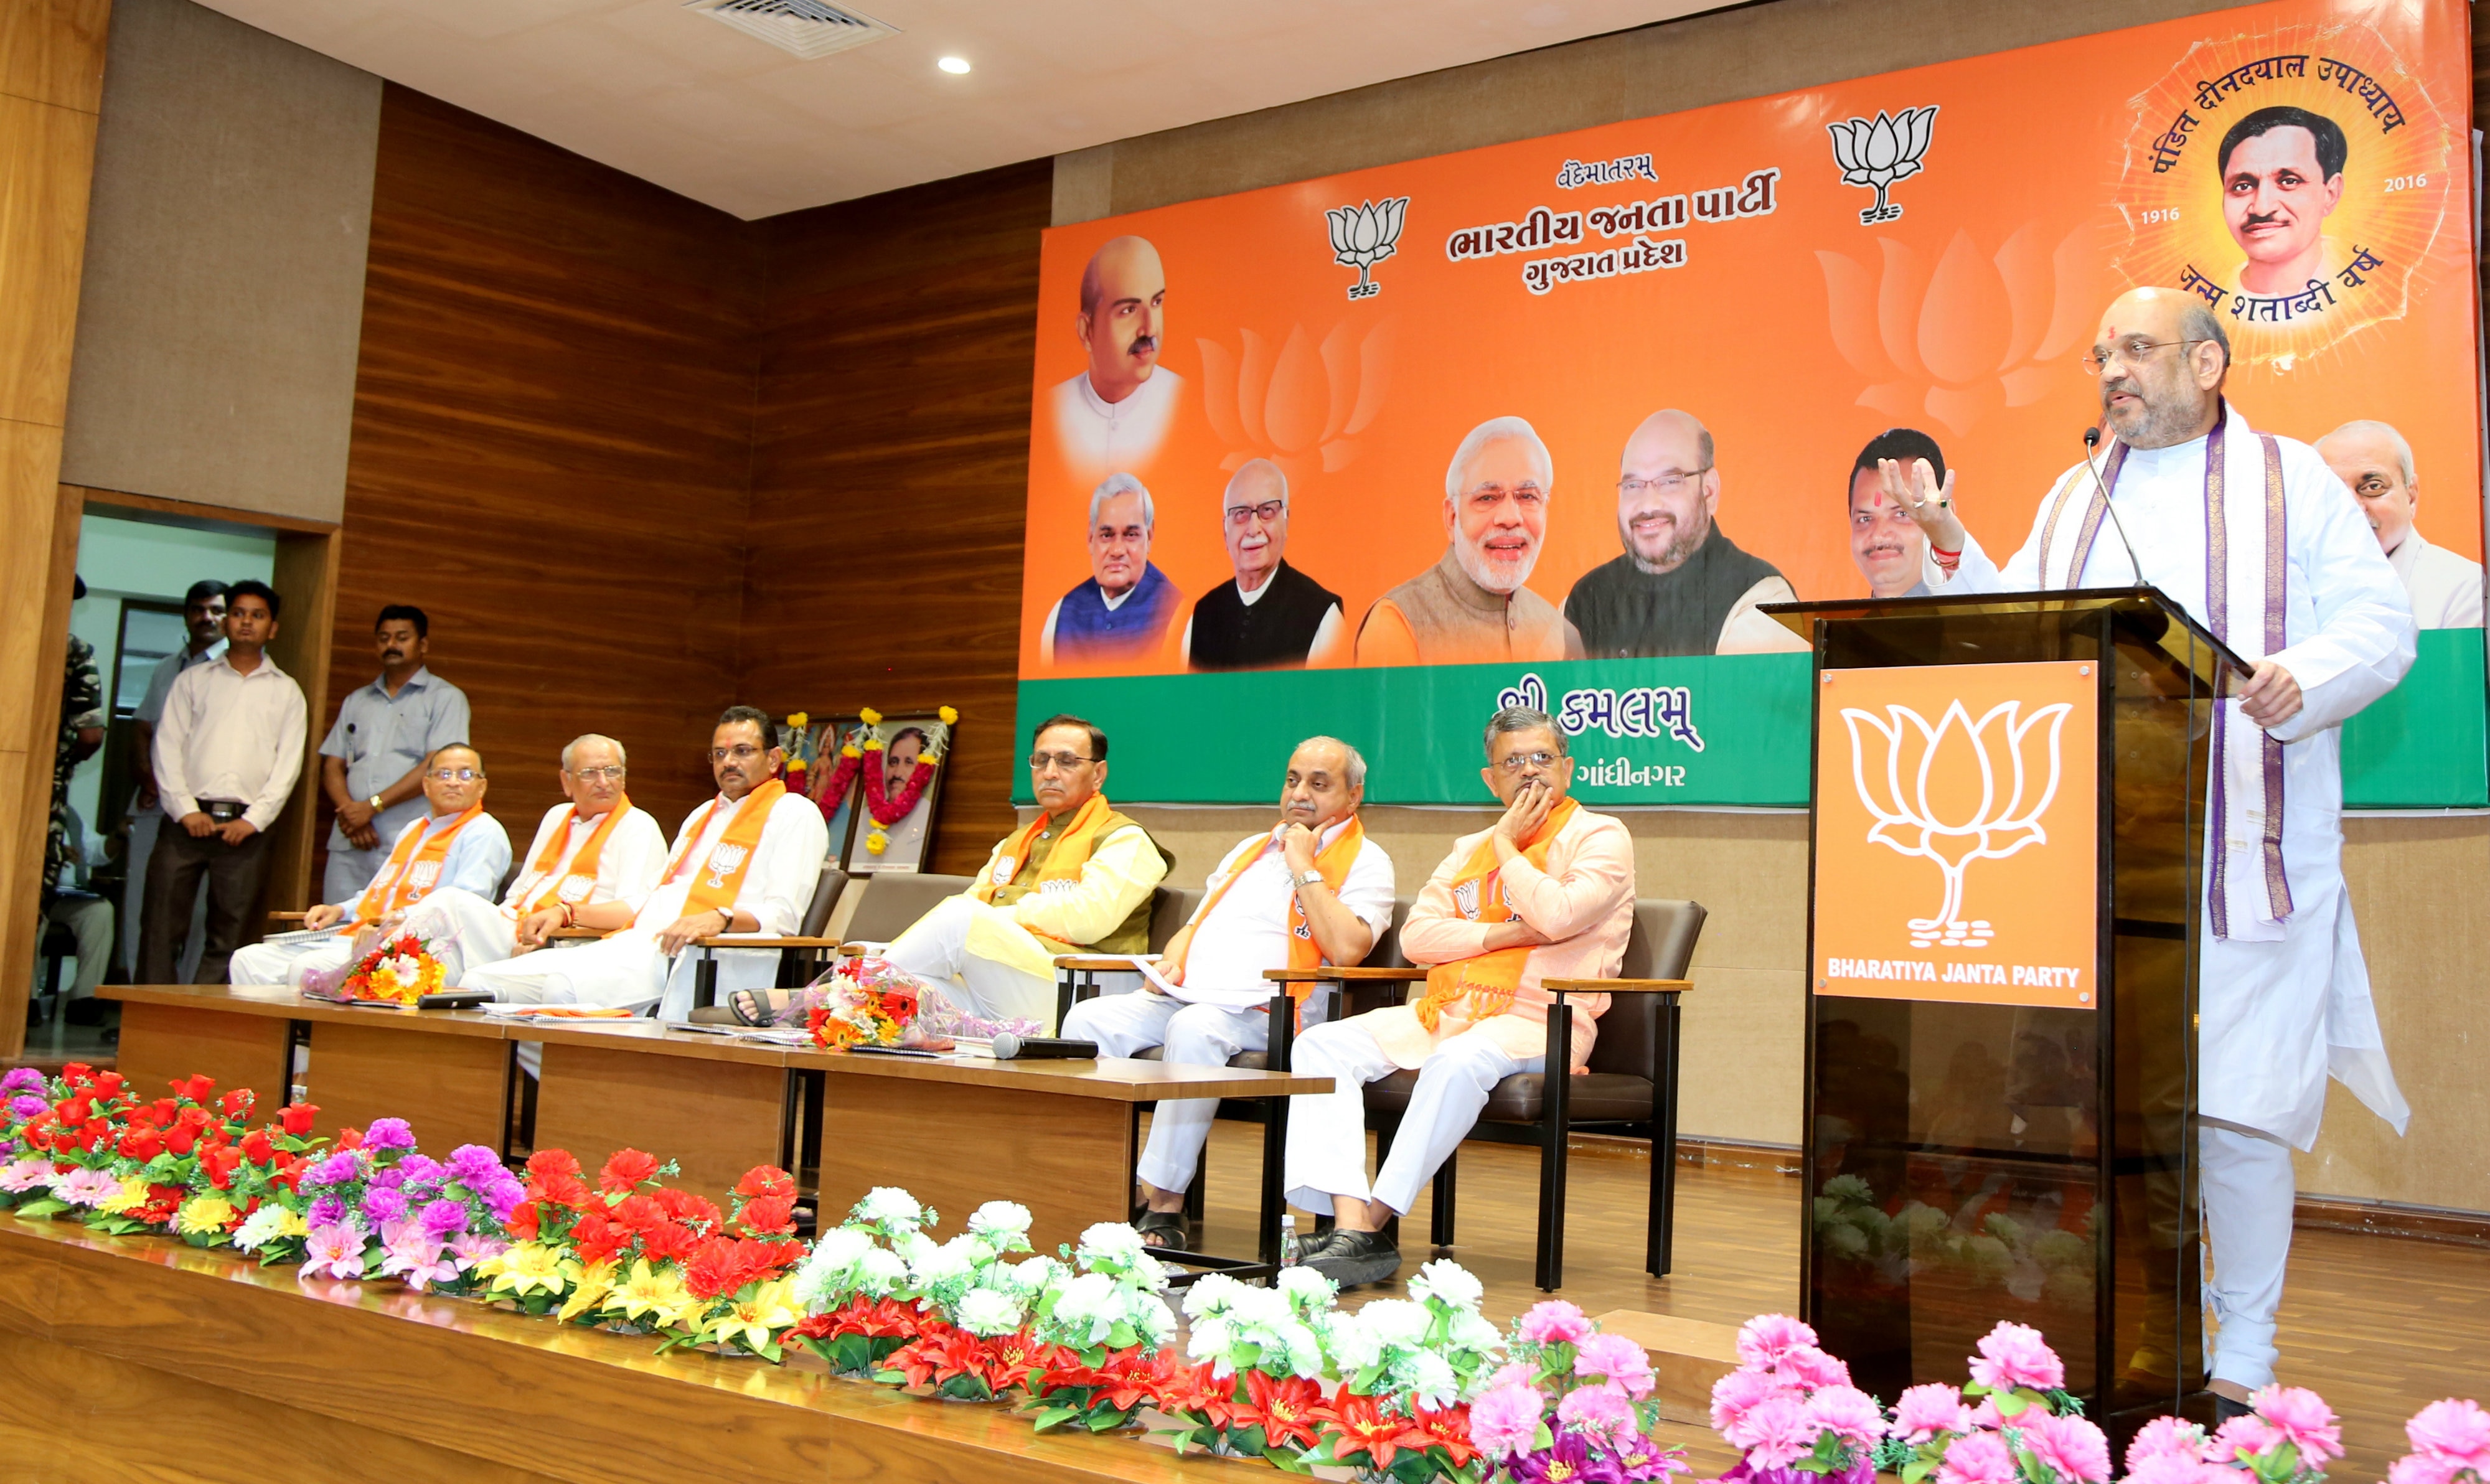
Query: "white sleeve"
2266 449 2417 742
735 794 832 935
1338 841 1398 944
241 679 308 833
1931 464 2080 594
153 669 201 819
1305 604 1348 667
601 809 672 914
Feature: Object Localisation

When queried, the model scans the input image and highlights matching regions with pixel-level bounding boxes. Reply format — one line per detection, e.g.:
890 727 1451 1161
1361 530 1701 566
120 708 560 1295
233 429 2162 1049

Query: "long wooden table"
0 1215 1253 1484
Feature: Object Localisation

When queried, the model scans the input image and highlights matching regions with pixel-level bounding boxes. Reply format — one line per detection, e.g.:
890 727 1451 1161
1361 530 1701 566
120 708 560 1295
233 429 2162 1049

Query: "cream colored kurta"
953 819 1169 982
2385 528 2485 630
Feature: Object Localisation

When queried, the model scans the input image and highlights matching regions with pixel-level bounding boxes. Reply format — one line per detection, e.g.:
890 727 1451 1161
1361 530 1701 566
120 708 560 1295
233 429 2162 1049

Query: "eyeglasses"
708 744 764 763
429 768 481 782
1465 484 1547 509
1028 751 1097 773
2080 338 2206 375
1493 751 1563 773
1224 500 1285 526
1617 468 1711 499
568 766 625 782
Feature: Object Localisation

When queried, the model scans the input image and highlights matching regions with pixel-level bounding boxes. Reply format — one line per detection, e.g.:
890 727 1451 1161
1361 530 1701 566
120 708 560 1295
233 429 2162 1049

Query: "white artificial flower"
796 1228 876 1304
1276 1265 1338 1315
966 1201 1033 1250
1050 1271 1117 1343
1186 1315 1236 1368
891 1230 937 1266
230 1203 290 1252
1394 1349 1460 1411
1076 1221 1145 1270
854 1187 925 1228
1276 1318 1327 1380
1322 1310 1383 1373
1003 1255 1065 1300
1227 1285 1293 1331
1356 1297 1432 1349
1182 1270 1245 1320
1126 1250 1170 1293
1409 1259 1485 1310
1449 1308 1506 1359
957 1287 1026 1337
909 1236 981 1289
853 1247 908 1298
1129 1292 1176 1349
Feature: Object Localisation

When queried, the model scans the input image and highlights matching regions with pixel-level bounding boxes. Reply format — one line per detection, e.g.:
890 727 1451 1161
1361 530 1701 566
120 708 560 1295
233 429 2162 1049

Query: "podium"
1765 588 2243 1436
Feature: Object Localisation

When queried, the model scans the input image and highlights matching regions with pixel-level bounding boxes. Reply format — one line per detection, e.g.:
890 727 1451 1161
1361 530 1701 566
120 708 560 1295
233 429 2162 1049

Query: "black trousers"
139 823 271 985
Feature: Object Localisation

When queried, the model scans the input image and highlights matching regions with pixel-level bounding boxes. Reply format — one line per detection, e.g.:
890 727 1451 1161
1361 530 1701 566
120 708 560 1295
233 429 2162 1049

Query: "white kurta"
1172 822 1397 1008
2385 528 2486 630
1049 367 1182 486
396 803 668 983
228 809 512 987
1935 405 2415 1148
461 791 828 1019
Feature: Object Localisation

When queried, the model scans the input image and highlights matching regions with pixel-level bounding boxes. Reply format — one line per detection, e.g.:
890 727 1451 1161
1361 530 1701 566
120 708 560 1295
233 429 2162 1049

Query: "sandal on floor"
727 987 802 1026
1133 1209 1189 1250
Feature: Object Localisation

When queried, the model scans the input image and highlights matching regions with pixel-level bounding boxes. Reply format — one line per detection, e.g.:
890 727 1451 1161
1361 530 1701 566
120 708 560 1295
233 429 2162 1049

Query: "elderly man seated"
388 733 667 983
876 713 1166 1031
229 743 510 987
461 707 827 1018
1285 705 1633 1287
1061 736 1394 1249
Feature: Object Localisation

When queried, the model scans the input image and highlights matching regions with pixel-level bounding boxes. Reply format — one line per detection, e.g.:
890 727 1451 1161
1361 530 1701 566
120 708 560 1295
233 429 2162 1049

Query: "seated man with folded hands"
1284 705 1634 1287
1061 736 1394 1249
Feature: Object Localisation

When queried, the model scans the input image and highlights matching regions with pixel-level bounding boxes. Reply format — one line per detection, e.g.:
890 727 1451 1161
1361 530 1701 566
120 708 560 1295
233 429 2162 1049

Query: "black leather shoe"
1303 1228 1400 1287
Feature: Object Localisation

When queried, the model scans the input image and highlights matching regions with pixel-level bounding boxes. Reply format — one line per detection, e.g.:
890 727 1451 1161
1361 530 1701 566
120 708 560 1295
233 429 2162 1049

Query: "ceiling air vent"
684 0 900 60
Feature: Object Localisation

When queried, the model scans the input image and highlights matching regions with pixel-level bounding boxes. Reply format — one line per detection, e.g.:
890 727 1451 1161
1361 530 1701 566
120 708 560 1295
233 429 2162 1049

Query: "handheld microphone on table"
990 1033 1100 1061
2082 426 2148 589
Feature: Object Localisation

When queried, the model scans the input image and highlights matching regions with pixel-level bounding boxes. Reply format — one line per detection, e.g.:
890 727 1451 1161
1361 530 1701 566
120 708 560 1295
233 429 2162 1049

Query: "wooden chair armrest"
1541 978 1694 993
695 935 847 949
1261 966 1430 982
542 926 608 941
1054 955 1158 970
266 911 309 922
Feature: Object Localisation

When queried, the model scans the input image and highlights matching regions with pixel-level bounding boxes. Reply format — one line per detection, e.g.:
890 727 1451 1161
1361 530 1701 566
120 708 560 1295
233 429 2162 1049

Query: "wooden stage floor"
1174 1120 2490 1478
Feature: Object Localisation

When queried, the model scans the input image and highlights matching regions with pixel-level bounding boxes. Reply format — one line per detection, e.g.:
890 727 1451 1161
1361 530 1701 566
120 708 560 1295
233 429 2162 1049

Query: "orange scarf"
513 797 631 916
972 792 1117 903
659 781 786 918
1176 816 1366 1024
1414 796 1579 1032
356 804 487 925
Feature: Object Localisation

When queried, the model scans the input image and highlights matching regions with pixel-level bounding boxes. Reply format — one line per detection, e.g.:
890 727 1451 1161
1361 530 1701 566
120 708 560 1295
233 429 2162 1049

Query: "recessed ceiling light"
937 55 970 74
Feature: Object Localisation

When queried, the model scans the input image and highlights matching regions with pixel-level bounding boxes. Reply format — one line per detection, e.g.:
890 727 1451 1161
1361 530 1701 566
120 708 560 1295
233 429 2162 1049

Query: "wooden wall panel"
330 86 758 850
741 161 1053 873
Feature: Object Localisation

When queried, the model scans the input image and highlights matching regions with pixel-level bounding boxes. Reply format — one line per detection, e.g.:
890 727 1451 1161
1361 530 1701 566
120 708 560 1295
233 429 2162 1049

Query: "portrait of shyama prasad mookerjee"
1050 235 1183 487
2218 104 2350 299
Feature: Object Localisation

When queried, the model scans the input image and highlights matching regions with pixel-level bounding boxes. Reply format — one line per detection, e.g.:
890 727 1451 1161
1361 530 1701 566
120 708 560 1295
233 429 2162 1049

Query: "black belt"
200 800 247 822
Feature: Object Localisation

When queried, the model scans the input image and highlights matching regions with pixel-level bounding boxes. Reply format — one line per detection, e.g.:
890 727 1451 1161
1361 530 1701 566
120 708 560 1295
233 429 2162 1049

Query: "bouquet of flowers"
1463 1297 1686 1484
291 1116 449 1281
2118 1387 2342 1484
804 957 922 1051
2388 1399 2490 1484
472 1148 608 1311
1164 1267 1336 1459
874 1200 1067 1400
334 932 447 1005
1707 1313 1886 1484
1881 1322 2110 1484
659 1163 810 1360
1021 1221 1180 1433
789 1186 940 1376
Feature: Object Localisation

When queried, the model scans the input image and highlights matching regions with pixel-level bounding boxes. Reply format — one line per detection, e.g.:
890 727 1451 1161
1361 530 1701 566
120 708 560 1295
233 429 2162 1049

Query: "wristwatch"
367 794 383 810
1295 871 1327 887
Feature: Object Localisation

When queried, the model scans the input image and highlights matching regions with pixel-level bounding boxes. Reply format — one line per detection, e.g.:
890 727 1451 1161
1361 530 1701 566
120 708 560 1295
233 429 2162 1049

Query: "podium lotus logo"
1327 197 1409 300
1843 697 2072 949
1828 106 1937 225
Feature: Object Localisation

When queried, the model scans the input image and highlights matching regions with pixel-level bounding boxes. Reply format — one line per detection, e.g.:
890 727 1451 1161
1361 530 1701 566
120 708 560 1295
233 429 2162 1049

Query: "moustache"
1126 335 1157 357
2240 209 2288 229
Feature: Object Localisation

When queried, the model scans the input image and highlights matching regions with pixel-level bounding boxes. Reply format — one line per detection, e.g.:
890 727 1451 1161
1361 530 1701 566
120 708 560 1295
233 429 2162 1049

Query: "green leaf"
1993 1390 2031 1417
1904 1462 1937 1483
1028 1406 1084 1433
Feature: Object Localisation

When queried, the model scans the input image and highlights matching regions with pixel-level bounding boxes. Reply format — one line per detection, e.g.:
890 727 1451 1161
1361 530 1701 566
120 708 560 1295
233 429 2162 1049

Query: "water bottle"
1279 1214 1300 1268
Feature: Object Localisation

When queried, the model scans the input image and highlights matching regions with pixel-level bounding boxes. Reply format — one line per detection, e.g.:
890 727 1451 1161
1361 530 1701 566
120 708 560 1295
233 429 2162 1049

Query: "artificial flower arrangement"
803 958 921 1051
336 932 447 1005
804 705 957 853
1463 1297 1691 1484
2388 1399 2490 1484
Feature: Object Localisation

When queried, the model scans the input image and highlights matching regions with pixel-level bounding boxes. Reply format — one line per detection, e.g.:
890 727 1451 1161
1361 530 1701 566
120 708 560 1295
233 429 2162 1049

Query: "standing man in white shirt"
318 605 473 902
2315 420 2485 629
123 579 228 977
460 708 827 1019
139 581 308 985
1061 736 1394 1249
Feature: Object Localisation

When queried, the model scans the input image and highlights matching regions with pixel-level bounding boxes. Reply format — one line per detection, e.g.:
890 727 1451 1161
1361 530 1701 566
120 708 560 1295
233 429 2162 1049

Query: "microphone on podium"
989 1033 1099 1061
2082 426 2148 588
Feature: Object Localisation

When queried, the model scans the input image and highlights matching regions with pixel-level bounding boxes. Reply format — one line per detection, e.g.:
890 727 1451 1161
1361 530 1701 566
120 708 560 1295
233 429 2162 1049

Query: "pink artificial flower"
1727 1394 1818 1470
1468 1383 1547 1462
54 1166 118 1208
2253 1386 2344 1464
446 1230 508 1269
1937 1430 2023 1484
1712 1364 1795 1435
1519 1299 1594 1346
1893 1383 1974 1444
1558 1380 1640 1440
2407 1399 2490 1472
1780 1345 1854 1390
2128 1452 2229 1484
2019 1410 2113 1484
378 1223 459 1292
1577 1332 1657 1400
1805 1384 1887 1450
2211 1415 2285 1463
1737 1313 1821 1369
2127 1416 2214 1470
0 1155 50 1193
1967 1322 2064 1393
300 1222 365 1282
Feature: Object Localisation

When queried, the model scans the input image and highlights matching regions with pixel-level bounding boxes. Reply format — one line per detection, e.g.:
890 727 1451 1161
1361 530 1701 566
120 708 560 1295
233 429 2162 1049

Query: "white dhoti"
1063 990 1269 1192
884 895 1060 1031
1282 1018 1534 1218
229 930 357 988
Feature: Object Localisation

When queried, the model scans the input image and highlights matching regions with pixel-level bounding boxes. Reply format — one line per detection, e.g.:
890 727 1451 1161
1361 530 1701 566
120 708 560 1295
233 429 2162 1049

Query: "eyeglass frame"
566 764 626 782
1616 466 1714 499
1028 751 1099 773
707 744 768 763
2080 337 2210 376
1491 749 1566 774
427 767 483 782
1223 499 1287 526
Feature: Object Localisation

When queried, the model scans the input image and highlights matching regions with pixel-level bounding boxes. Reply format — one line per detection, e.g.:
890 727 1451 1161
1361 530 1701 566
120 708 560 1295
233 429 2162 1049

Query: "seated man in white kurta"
880 713 1167 1033
1059 736 1394 1249
461 708 828 1020
390 733 667 984
229 744 510 987
1885 286 2415 1414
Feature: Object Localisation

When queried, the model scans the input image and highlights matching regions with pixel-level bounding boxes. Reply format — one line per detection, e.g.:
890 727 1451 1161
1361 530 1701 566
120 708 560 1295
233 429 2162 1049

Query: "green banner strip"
1018 630 2486 809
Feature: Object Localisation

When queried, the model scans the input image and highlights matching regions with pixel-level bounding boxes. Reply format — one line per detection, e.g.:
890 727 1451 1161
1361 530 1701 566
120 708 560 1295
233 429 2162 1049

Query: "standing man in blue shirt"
318 605 472 902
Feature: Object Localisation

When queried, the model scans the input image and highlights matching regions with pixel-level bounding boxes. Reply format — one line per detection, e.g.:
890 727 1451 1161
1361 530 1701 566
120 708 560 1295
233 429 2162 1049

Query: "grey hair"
2316 419 2417 486
1484 705 1568 758
1294 735 1368 789
1224 458 1288 511
1089 472 1155 531
1444 416 1554 502
2179 302 2232 377
561 733 627 771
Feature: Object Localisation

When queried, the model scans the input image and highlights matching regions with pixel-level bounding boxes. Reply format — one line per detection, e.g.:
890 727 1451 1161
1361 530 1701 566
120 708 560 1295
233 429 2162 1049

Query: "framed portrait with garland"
780 707 955 874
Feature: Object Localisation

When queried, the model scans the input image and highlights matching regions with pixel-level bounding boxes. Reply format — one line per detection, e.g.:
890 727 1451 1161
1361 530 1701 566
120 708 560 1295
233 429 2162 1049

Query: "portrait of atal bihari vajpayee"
2316 419 2484 630
1040 473 1186 669
1184 459 1348 670
2219 105 2349 298
1848 428 1946 599
1355 416 1581 665
1562 409 1798 656
1050 235 1182 484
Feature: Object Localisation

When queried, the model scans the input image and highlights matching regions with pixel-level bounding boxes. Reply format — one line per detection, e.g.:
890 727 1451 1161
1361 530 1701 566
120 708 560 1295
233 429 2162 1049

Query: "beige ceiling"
192 0 1731 220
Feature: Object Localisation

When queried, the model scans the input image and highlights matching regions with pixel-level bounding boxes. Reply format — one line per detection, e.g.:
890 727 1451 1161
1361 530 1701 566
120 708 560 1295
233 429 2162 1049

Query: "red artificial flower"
334 1126 365 1151
1413 1404 1478 1468
174 1074 216 1106
505 1202 542 1241
651 1186 720 1230
201 1145 244 1190
733 1165 794 1200
58 1096 92 1127
570 1209 627 1267
532 1173 594 1210
278 1102 319 1137
1234 1370 1325 1450
151 1098 179 1124
240 1130 274 1165
636 1220 700 1266
682 1237 741 1300
118 1126 164 1163
218 1089 253 1119
1313 1391 1431 1472
137 1183 185 1225
79 1120 113 1153
91 1071 125 1099
609 1193 667 1232
60 1063 92 1086
888 1328 961 1389
597 1148 659 1193
788 1311 839 1341
1091 1348 1172 1414
738 1194 796 1236
270 1153 307 1191
163 1125 198 1158
1153 1358 1236 1430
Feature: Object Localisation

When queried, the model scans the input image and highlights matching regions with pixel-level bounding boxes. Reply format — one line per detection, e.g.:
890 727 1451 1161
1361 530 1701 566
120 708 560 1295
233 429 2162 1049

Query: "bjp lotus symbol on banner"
1842 695 2072 949
1827 106 1938 224
1326 197 1408 299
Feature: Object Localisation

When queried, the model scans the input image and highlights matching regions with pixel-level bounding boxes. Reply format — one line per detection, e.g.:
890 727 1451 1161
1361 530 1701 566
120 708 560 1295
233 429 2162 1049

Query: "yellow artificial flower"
786 711 809 730
937 705 958 725
708 1276 801 1354
865 830 887 855
840 744 860 759
863 740 883 753
176 1193 238 1235
858 707 881 726
617 1259 697 1329
561 1257 618 1322
263 1205 309 1240
95 1180 150 1217
481 1240 581 1300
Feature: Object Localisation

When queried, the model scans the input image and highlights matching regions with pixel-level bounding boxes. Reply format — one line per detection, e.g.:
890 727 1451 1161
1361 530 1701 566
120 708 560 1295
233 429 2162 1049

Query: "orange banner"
1020 0 2477 683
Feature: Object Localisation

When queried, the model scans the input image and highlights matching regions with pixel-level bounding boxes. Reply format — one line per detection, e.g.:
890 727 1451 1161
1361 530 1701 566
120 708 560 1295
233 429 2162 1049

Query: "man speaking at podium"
1884 286 2416 1412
